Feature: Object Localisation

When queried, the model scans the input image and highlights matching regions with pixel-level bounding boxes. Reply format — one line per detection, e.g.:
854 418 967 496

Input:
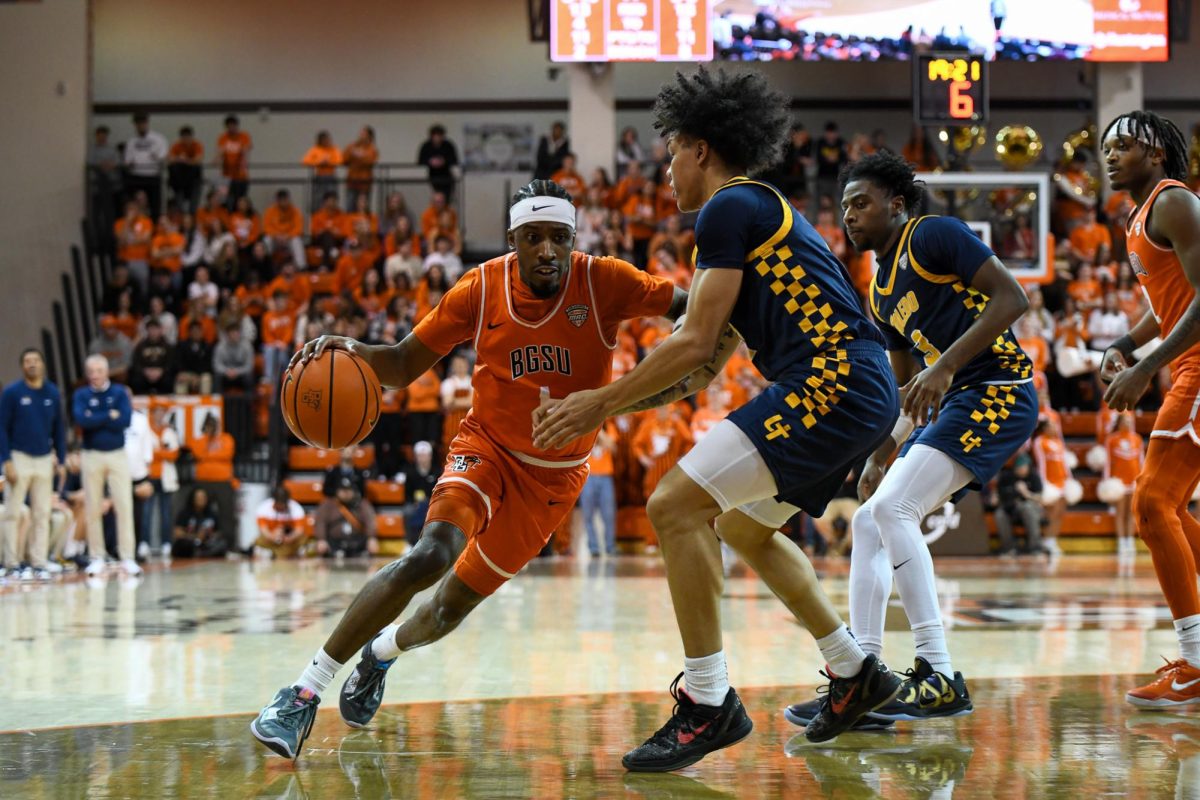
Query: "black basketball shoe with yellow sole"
867 657 973 722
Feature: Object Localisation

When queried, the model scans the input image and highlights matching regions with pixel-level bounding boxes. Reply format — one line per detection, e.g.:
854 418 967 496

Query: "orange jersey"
412 251 674 464
263 204 304 238
115 216 153 262
1127 179 1200 371
1105 429 1144 484
1034 434 1068 488
150 231 184 272
261 310 295 348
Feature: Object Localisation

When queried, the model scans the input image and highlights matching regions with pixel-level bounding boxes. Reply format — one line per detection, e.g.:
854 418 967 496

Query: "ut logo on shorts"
450 455 483 473
959 430 983 453
764 414 792 441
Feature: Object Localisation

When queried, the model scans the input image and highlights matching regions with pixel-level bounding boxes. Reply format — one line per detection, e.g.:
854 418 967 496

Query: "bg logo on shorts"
450 455 482 472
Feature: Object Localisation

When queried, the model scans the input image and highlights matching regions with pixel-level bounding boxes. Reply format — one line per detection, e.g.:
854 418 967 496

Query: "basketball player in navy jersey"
785 151 1036 728
534 67 904 770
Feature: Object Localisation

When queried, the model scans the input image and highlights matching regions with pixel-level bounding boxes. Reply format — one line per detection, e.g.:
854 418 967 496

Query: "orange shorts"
426 423 588 596
1151 366 1200 447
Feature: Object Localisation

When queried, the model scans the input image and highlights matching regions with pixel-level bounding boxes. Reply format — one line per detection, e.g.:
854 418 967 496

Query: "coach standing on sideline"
0 349 67 579
73 355 141 577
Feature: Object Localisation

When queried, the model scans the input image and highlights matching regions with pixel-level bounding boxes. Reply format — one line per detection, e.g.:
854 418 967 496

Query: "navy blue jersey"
695 178 883 384
870 215 1031 390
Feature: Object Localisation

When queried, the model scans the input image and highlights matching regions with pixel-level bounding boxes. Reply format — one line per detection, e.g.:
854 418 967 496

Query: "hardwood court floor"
1 554 1195 798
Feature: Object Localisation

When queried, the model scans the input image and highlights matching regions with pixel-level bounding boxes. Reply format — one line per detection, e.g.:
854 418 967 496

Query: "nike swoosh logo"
893 559 911 570
1172 677 1200 691
830 684 857 715
677 719 711 745
487 322 503 330
1184 624 1199 632
531 204 552 211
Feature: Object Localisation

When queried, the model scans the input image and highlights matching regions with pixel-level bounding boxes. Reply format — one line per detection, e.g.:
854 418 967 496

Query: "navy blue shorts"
899 380 1039 499
728 341 899 517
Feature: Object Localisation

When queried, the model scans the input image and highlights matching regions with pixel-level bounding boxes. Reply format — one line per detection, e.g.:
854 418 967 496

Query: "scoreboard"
914 53 989 126
551 1 712 62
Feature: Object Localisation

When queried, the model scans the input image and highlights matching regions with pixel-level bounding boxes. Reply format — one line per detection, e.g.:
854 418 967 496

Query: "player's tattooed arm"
613 323 740 414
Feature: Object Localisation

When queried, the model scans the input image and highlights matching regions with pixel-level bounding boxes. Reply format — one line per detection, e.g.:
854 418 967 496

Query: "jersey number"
911 329 942 367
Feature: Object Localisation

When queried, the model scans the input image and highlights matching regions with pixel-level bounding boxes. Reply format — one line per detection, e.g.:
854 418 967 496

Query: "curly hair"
511 179 575 206
839 151 926 214
1101 110 1188 182
652 66 791 174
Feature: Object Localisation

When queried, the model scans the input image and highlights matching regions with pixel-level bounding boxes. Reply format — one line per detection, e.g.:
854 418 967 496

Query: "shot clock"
914 53 989 126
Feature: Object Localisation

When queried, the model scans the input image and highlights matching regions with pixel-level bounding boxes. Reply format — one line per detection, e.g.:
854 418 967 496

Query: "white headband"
509 196 575 231
1114 116 1159 149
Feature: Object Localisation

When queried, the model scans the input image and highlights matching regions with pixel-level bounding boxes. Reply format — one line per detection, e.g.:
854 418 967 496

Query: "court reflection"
0 676 1194 799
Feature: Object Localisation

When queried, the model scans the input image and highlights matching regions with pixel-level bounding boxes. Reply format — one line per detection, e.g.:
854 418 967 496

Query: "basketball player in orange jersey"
1098 111 1200 708
251 180 701 759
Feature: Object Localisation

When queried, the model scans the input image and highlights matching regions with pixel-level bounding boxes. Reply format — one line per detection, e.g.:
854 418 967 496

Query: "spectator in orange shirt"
167 125 204 212
235 269 269 322
690 383 729 442
267 259 313 314
263 189 306 270
229 195 262 256
632 404 693 500
150 216 185 291
196 187 230 236
439 353 474 455
623 180 659 267
611 161 646 213
216 115 252 207
815 207 847 262
353 268 392 320
1104 412 1145 554
260 291 295 388
405 368 442 453
345 193 380 239
310 191 346 264
414 263 451 323
419 191 457 240
1052 152 1096 236
180 297 218 346
115 199 153 293
1069 207 1112 269
580 421 618 556
335 239 375 294
303 130 343 212
550 153 586 206
1066 264 1103 311
589 167 615 208
192 413 236 484
343 126 378 209
1016 315 1049 374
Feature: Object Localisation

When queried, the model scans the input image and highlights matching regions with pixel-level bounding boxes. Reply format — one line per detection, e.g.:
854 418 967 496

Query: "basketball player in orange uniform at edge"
250 180 691 759
1099 111 1200 708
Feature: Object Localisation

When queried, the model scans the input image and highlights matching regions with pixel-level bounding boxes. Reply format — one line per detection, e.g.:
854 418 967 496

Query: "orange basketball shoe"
1126 658 1200 709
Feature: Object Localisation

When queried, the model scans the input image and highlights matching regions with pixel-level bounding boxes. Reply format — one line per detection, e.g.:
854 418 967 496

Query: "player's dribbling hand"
1103 361 1152 412
290 335 357 370
1099 348 1128 384
532 388 609 451
901 365 953 425
858 460 886 502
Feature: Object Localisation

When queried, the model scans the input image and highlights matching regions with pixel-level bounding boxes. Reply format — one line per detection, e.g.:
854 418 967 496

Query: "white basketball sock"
683 651 729 707
912 619 953 676
372 624 403 661
294 648 345 698
816 624 867 678
1176 614 1200 669
848 498 889 659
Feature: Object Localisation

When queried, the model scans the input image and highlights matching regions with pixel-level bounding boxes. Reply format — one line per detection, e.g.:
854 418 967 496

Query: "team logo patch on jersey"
898 252 909 271
450 455 482 473
302 389 322 410
1129 251 1147 277
565 304 590 328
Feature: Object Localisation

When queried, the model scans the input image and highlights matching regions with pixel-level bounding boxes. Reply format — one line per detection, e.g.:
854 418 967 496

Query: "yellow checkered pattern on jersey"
782 348 853 429
969 384 1018 435
754 247 850 350
951 282 1032 381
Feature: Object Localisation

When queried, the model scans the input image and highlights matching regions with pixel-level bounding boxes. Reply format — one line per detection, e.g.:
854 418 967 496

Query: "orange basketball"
282 348 382 450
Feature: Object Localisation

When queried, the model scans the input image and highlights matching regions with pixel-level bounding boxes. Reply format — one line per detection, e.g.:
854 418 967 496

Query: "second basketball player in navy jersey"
534 67 905 768
786 151 1038 729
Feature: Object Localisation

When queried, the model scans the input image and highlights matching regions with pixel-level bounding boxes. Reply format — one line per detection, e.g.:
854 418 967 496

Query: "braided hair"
1102 110 1189 182
651 66 790 175
839 150 926 214
511 179 574 206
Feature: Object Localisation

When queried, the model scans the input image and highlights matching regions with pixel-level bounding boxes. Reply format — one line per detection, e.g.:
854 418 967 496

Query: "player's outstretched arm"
613 322 740 414
532 267 741 450
903 256 1028 424
289 333 442 390
1105 189 1200 410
